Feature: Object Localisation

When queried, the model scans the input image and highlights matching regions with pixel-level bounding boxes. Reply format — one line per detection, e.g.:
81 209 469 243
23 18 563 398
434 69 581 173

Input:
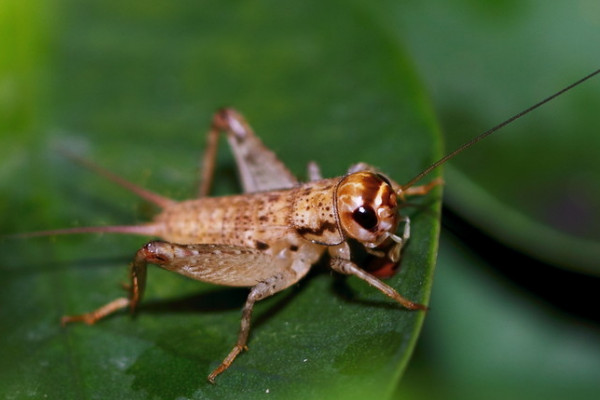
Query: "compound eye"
352 205 378 230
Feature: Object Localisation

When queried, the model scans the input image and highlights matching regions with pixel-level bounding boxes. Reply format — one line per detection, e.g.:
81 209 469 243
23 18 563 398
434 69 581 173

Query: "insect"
19 69 600 383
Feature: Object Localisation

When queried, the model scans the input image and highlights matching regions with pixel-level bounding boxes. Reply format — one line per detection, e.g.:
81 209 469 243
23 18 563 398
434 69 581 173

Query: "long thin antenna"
402 68 600 190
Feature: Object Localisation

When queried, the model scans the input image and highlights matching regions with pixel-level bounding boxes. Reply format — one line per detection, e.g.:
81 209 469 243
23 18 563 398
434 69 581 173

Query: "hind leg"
198 108 298 196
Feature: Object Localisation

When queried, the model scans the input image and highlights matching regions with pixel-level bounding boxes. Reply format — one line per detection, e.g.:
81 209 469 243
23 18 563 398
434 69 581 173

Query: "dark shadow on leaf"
253 269 315 327
138 263 317 322
139 287 249 314
329 274 407 311
443 205 600 325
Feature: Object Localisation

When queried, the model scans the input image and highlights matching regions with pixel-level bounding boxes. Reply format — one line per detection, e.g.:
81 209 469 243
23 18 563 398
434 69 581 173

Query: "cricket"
19 69 600 383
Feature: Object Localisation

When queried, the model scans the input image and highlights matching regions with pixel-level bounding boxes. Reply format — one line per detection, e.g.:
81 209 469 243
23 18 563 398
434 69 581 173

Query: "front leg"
207 273 290 383
328 244 426 311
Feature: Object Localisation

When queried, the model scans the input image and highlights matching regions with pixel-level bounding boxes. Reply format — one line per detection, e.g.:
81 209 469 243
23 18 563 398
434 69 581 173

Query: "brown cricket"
22 69 599 383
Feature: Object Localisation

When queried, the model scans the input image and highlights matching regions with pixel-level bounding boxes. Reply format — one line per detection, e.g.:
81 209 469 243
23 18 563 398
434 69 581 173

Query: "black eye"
352 205 378 230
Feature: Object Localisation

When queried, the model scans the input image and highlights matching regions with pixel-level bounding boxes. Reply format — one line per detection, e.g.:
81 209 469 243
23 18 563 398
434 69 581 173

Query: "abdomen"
154 190 295 249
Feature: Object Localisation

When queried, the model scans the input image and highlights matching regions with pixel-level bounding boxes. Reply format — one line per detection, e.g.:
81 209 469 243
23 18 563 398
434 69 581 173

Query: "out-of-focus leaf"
372 0 600 274
400 233 600 400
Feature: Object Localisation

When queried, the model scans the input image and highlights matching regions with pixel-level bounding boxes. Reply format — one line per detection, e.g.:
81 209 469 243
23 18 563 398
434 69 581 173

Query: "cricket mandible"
26 69 600 383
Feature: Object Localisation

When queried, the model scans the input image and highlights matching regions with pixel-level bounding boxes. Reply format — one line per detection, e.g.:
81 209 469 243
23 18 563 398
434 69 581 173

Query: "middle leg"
207 273 293 383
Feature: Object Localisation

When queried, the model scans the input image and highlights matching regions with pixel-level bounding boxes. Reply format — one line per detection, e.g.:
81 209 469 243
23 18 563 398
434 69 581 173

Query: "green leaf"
401 234 600 400
0 1 441 399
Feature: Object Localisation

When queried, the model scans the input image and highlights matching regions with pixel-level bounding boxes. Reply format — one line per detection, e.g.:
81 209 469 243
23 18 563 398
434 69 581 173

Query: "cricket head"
336 171 399 249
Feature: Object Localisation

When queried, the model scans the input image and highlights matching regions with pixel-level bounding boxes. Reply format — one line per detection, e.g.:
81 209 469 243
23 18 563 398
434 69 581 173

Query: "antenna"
401 69 600 190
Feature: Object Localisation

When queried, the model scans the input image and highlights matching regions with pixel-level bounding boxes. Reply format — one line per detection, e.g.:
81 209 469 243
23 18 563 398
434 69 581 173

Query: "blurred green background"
1 1 599 399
